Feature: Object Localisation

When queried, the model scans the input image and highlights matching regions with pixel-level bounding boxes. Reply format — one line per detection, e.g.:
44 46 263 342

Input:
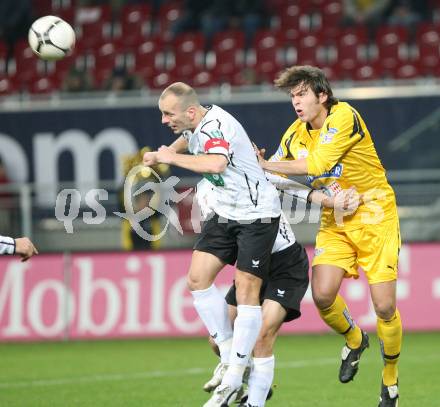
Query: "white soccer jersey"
183 105 280 220
0 235 15 255
196 179 295 254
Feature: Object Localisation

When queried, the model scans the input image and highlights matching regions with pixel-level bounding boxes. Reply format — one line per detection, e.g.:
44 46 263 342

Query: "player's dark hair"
274 66 338 110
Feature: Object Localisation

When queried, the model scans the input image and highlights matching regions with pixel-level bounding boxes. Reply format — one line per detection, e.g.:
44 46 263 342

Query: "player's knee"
311 286 336 310
373 300 396 320
187 272 209 291
235 273 261 305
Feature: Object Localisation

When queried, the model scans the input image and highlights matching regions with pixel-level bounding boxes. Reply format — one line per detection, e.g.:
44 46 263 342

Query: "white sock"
191 285 233 363
218 337 233 364
223 305 262 389
247 356 275 407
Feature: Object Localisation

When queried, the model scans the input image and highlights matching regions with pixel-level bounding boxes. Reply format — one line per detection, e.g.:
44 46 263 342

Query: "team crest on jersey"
314 247 325 256
209 129 224 139
320 127 338 144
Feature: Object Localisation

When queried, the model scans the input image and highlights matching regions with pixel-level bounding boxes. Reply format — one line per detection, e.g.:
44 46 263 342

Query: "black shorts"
225 242 309 322
194 213 280 279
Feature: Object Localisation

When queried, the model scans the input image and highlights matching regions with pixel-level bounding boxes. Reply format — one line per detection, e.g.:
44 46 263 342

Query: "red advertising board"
0 244 439 341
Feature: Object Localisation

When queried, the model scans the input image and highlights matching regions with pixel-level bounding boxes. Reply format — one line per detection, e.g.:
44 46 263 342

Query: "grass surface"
0 332 438 406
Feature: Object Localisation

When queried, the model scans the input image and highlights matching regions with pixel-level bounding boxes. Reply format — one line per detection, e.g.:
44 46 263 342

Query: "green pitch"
0 332 438 407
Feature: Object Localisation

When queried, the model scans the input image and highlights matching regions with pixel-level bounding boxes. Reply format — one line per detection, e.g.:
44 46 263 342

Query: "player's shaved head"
158 82 208 133
160 82 200 110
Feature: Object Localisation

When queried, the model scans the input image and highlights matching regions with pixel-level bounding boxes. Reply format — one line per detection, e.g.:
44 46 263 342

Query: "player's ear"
319 92 328 105
186 106 196 120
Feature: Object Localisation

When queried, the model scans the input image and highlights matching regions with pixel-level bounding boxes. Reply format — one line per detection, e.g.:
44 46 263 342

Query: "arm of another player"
309 187 361 213
144 146 228 174
267 172 361 212
15 237 38 261
265 171 310 199
0 235 38 262
257 149 308 175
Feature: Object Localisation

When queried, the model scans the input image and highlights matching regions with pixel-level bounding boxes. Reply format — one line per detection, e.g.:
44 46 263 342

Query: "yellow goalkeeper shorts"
312 217 401 284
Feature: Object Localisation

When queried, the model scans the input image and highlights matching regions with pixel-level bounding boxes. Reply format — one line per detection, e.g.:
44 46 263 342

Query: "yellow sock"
377 309 402 386
319 294 362 349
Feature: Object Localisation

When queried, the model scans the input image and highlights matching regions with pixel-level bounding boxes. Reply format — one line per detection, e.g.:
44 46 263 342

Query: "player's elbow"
206 155 228 173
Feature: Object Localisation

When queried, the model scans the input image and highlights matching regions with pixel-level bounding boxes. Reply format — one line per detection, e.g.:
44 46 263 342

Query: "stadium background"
0 0 439 406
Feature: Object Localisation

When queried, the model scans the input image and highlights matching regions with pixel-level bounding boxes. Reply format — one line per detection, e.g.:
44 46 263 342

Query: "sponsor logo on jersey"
252 259 260 268
203 173 225 187
306 163 343 183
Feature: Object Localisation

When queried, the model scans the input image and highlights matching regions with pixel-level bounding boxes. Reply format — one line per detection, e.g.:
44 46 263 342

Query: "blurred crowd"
0 0 434 92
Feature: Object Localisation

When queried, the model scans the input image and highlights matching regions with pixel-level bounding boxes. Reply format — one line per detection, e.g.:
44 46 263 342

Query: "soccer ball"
28 16 76 61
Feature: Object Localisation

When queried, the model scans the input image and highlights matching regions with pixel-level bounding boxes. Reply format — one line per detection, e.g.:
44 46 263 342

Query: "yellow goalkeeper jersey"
273 101 398 230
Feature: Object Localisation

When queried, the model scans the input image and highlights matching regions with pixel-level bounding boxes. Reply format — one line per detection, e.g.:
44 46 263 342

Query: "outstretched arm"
261 157 308 175
308 188 361 212
143 146 228 174
0 235 38 262
265 172 361 212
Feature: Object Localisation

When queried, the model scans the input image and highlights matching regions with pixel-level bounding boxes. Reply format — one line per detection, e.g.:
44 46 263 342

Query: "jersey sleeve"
199 120 231 162
265 172 311 201
0 235 15 255
306 107 365 176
